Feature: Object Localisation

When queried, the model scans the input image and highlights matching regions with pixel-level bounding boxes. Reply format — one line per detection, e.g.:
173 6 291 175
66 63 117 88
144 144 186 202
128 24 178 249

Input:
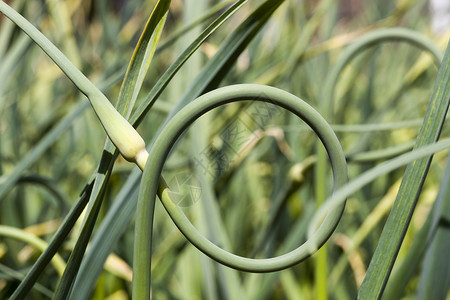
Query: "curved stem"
0 225 66 276
133 84 348 298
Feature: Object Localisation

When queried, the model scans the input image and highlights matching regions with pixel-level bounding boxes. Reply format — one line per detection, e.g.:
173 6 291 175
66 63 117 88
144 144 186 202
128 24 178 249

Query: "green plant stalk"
330 116 449 132
134 84 348 298
346 140 416 162
0 225 65 276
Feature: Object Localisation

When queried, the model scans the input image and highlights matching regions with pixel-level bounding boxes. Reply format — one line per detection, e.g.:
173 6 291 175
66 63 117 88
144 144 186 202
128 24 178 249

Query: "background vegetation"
0 0 449 299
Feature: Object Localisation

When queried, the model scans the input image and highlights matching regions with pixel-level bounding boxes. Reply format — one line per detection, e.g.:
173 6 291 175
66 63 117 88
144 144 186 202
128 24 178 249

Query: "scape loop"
140 84 348 272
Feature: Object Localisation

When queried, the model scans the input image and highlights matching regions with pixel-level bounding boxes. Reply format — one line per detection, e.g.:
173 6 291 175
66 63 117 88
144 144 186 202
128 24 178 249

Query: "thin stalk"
0 225 65 276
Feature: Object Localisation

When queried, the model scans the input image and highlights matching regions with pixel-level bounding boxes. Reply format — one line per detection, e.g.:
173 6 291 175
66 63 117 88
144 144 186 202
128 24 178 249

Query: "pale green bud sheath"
0 1 149 169
89 92 148 169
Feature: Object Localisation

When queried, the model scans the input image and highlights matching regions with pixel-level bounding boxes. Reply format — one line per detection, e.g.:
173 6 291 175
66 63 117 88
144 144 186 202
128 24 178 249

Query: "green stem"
134 84 348 298
0 225 66 276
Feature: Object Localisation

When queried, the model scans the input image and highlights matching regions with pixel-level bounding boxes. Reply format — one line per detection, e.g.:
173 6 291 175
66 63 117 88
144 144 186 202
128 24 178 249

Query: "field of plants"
0 0 449 299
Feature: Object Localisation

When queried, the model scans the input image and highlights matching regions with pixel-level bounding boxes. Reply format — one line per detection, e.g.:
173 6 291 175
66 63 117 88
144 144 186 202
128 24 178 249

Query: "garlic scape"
89 92 149 169
0 1 149 169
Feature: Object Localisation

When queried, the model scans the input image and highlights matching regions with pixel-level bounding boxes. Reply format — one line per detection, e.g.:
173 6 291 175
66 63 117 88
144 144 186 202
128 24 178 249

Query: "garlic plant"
1 0 449 299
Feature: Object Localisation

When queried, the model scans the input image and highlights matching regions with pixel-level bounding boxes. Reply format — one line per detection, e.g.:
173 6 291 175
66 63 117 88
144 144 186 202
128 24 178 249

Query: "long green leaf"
69 168 141 299
155 0 235 54
358 40 450 299
116 0 170 118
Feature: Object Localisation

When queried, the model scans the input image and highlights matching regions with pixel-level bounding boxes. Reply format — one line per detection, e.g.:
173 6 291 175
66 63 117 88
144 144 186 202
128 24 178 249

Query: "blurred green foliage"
0 0 449 299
